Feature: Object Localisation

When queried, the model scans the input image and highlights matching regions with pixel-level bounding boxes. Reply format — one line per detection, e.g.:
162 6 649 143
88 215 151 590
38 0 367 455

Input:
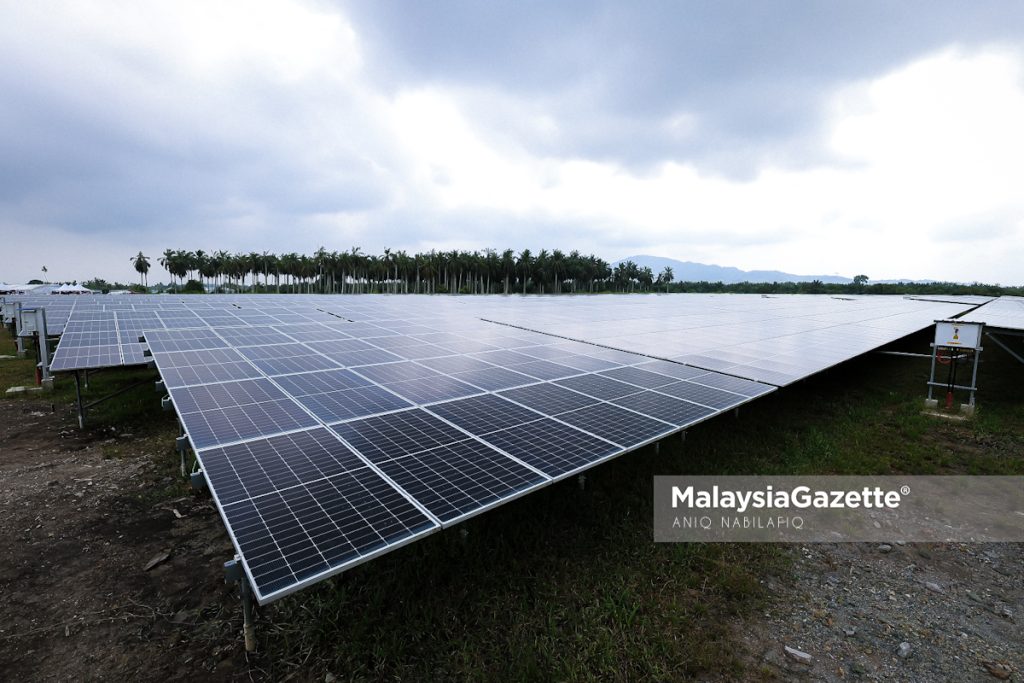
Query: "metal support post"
74 371 85 429
14 304 26 357
968 349 982 407
985 332 1024 365
577 474 587 491
224 558 257 652
926 344 938 401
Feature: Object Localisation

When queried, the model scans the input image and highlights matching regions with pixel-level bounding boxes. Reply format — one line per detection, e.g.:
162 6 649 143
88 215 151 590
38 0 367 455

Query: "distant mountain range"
613 255 935 285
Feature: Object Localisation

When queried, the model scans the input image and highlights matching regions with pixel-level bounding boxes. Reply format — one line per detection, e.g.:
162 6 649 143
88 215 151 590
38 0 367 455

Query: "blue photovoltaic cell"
415 355 496 374
426 394 543 436
511 359 581 381
176 393 320 450
554 373 645 400
296 385 412 423
498 383 598 416
49 345 121 371
305 338 377 355
322 348 404 367
631 359 708 381
448 366 536 391
599 366 678 388
272 369 372 396
170 378 285 414
215 326 294 346
198 427 366 504
331 408 468 462
143 329 227 353
556 403 674 448
653 381 749 409
373 439 545 523
352 361 438 384
388 344 451 360
610 390 716 426
247 354 341 376
383 375 481 405
469 349 539 366
687 372 775 397
549 354 621 372
222 466 436 598
478 418 618 478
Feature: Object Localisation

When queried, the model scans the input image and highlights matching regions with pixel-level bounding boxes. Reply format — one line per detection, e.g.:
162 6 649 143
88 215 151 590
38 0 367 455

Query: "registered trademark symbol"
900 485 911 495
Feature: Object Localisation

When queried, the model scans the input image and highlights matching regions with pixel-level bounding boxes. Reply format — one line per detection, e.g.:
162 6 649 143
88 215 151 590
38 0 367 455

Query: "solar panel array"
475 294 980 385
960 296 1024 332
136 303 773 602
11 292 985 604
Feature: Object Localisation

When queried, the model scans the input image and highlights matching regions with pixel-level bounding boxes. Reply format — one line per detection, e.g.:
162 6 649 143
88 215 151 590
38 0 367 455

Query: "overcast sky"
2 1 1023 285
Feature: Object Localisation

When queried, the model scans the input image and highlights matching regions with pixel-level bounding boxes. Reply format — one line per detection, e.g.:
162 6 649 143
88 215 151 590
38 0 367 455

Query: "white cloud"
1 3 1023 285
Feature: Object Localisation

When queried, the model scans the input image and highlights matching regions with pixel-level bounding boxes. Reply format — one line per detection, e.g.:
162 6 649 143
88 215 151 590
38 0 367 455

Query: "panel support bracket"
224 557 257 652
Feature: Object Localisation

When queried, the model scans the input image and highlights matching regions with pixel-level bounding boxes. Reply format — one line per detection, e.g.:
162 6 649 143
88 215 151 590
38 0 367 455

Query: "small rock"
895 540 906 546
983 662 1012 680
843 626 857 637
144 550 171 571
877 543 893 553
897 642 912 658
325 674 337 683
925 581 944 594
784 645 812 664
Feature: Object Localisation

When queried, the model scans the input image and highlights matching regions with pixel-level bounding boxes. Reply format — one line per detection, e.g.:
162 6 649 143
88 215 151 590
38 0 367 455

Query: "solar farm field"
1 293 1022 681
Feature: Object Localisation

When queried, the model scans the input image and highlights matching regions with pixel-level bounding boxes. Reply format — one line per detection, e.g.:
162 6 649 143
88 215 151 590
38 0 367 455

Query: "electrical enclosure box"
18 309 38 335
933 320 983 349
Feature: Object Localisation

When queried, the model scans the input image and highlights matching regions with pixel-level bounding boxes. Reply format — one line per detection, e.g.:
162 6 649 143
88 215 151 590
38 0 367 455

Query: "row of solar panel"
144 318 773 602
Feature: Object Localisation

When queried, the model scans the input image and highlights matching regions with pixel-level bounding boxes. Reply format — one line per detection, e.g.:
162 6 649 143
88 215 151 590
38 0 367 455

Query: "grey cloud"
344 0 1024 175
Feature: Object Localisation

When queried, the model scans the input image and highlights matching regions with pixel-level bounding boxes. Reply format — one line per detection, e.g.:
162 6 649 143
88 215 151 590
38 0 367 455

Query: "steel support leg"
224 558 257 653
74 371 85 429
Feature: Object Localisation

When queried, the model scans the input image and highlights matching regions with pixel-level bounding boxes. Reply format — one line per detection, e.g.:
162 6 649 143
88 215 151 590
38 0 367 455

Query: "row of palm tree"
147 248 674 294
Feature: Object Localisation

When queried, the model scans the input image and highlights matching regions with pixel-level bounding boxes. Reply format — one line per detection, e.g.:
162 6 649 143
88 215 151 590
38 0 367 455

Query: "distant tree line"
150 248 676 294
127 247 1022 297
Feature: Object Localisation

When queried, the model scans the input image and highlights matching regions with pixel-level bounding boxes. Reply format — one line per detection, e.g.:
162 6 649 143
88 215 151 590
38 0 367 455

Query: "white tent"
52 283 93 295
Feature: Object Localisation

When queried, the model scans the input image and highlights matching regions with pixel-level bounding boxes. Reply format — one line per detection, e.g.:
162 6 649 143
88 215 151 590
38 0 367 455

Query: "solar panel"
498 383 599 416
556 403 675 448
554 373 645 400
221 464 436 599
372 439 545 523
425 394 544 436
290 385 410 423
171 381 320 450
653 380 751 409
330 409 469 463
447 366 536 391
477 417 619 478
610 390 716 426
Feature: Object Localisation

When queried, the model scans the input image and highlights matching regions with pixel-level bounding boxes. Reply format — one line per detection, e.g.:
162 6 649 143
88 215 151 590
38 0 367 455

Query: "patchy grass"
0 325 183 501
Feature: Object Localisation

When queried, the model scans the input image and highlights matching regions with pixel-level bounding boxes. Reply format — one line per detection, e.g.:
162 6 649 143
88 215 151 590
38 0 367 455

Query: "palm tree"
131 252 151 287
41 265 48 283
518 249 532 295
658 265 674 292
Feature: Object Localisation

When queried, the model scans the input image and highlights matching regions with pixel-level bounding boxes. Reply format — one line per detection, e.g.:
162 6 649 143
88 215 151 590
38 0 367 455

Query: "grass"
0 325 185 501
3 323 1022 680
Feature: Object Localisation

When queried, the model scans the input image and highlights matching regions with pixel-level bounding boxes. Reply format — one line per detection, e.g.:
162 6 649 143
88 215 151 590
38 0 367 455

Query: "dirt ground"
0 396 248 680
1 392 1021 682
